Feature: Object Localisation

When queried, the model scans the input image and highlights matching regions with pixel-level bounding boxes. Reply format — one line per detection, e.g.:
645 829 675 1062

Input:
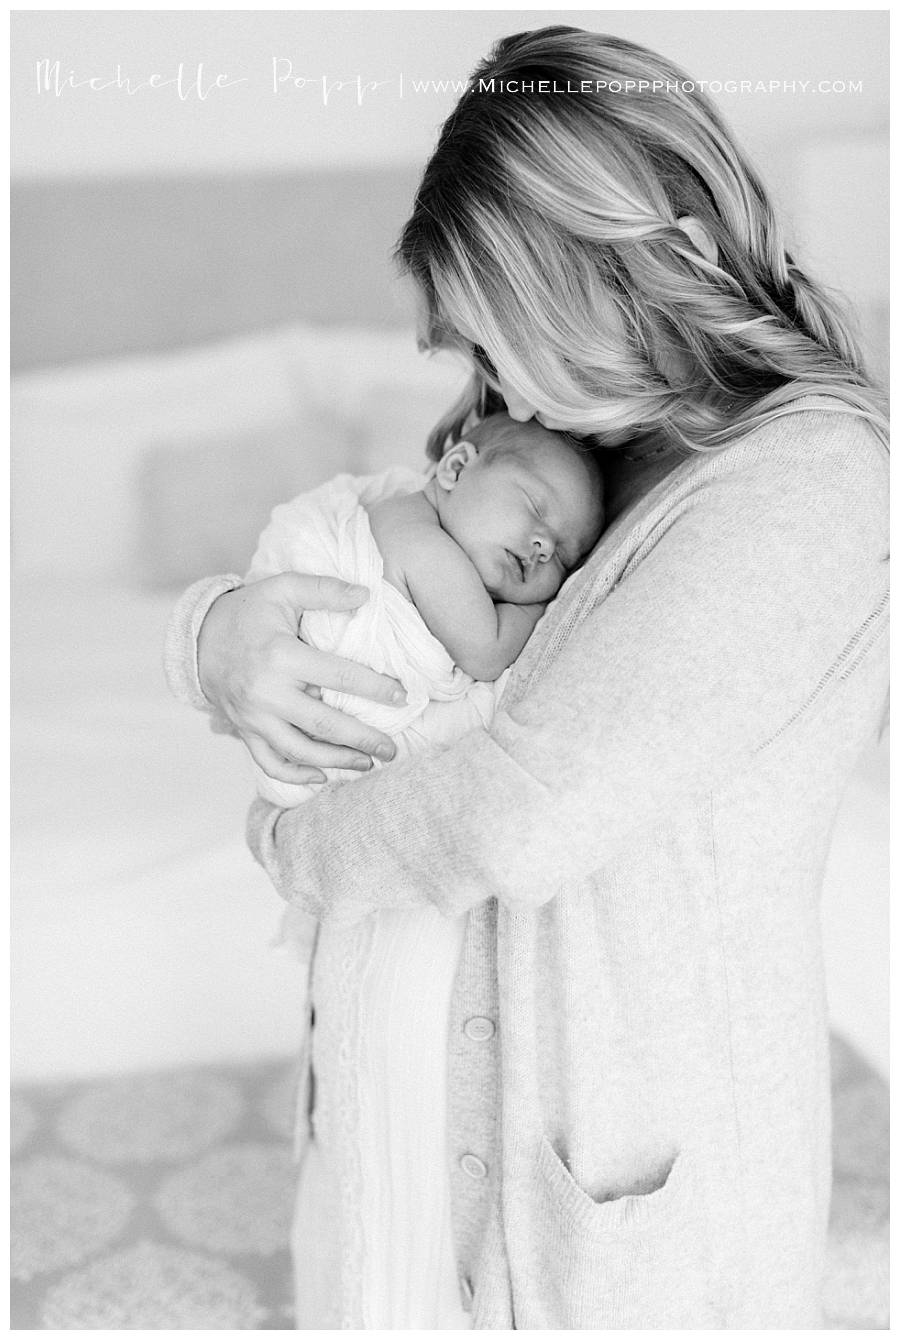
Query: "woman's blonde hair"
395 27 887 459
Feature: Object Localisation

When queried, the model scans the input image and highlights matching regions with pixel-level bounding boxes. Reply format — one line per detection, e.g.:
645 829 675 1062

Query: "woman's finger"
286 641 407 708
263 720 377 773
269 688 397 760
246 734 327 786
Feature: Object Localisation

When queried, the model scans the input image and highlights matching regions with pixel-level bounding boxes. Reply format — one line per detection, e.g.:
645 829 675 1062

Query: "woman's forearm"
245 727 541 922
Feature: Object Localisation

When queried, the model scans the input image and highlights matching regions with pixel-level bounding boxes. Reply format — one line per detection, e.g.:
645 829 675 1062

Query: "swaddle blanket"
246 467 504 811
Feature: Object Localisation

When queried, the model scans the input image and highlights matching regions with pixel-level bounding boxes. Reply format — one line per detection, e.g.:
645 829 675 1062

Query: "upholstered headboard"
11 167 422 370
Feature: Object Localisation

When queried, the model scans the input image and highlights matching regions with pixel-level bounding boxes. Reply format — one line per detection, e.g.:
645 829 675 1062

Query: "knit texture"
163 573 243 726
167 399 889 1327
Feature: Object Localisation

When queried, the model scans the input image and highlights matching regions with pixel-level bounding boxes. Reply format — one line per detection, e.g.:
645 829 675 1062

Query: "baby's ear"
435 439 478 491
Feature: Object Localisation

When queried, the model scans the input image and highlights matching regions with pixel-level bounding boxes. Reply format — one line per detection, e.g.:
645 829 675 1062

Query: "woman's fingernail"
391 688 407 705
374 743 394 761
350 758 372 771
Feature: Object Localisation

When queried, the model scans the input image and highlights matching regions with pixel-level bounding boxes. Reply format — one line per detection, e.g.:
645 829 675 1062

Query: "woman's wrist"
196 582 240 708
164 573 244 713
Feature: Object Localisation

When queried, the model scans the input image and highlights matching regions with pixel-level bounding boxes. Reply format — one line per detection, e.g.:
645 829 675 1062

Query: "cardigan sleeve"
163 572 244 735
246 416 889 925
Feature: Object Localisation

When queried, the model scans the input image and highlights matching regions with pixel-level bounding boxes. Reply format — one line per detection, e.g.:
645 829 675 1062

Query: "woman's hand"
197 573 407 784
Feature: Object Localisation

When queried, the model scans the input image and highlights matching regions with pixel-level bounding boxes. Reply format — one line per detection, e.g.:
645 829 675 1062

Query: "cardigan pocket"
518 1136 723 1329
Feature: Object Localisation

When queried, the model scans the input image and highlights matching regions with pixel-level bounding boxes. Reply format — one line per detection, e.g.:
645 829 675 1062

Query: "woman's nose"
499 378 536 423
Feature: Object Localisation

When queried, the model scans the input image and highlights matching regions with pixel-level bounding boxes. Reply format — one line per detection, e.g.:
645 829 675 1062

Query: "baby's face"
439 424 604 603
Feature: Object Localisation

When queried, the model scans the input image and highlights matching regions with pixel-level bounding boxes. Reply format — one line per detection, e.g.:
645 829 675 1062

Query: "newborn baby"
246 411 605 811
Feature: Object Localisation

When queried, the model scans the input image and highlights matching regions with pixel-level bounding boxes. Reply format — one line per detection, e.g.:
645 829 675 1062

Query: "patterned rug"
10 1034 888 1329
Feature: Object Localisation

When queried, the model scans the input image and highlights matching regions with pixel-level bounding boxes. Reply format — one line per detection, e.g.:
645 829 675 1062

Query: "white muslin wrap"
247 467 503 803
246 467 500 1327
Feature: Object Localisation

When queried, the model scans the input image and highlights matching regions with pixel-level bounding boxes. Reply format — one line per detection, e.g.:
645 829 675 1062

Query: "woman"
166 28 888 1329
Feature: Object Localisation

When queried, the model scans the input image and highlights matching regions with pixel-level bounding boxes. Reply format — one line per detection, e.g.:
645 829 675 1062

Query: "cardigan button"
463 1016 495 1042
460 1153 488 1179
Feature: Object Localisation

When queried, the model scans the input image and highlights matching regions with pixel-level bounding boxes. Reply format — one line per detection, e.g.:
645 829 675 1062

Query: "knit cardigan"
165 400 888 1328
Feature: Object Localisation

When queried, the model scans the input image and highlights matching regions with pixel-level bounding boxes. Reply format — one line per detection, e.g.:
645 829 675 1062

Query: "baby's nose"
522 541 544 577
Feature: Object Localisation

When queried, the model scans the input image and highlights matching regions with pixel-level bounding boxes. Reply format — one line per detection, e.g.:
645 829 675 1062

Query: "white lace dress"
290 905 473 1329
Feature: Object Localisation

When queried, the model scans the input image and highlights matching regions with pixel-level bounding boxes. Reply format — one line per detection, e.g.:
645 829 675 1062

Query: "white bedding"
11 579 308 1081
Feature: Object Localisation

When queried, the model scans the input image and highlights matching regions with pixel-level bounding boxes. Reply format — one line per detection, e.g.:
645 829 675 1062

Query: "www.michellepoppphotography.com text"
34 58 865 103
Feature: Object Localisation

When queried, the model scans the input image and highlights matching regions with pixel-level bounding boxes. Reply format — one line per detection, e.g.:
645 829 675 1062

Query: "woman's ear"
676 215 718 265
435 439 478 491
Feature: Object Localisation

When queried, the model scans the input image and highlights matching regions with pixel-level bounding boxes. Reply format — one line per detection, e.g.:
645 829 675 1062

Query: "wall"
10 169 423 368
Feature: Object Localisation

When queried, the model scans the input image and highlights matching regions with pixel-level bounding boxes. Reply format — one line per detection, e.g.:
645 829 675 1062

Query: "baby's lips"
504 548 526 583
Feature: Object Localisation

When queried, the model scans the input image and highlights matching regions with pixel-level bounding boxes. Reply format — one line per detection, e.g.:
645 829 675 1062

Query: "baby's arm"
384 515 545 682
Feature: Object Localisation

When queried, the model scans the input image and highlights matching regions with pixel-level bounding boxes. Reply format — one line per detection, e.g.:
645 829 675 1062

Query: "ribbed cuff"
246 796 328 916
163 573 243 713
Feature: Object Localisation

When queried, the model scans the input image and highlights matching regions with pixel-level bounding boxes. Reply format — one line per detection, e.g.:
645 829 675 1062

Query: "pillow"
11 325 321 584
136 412 356 589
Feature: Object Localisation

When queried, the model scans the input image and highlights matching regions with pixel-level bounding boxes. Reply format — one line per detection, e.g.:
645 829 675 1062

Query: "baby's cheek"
534 572 565 601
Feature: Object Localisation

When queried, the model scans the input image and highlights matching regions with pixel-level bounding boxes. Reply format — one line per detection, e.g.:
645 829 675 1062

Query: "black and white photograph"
10 8 889 1330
